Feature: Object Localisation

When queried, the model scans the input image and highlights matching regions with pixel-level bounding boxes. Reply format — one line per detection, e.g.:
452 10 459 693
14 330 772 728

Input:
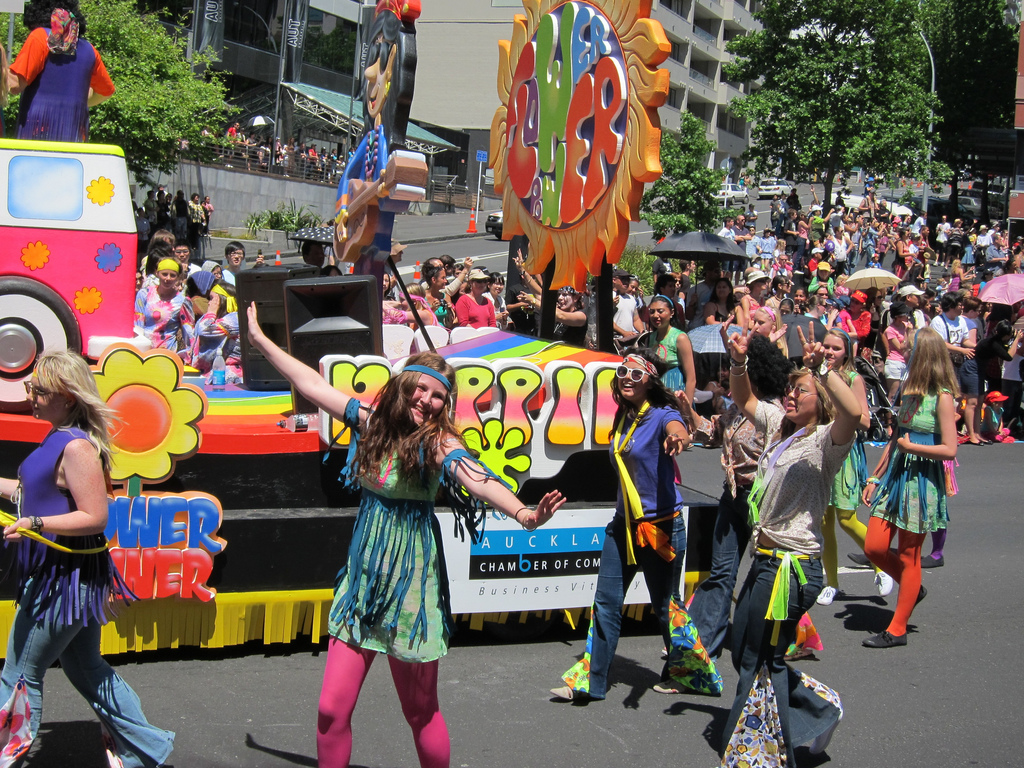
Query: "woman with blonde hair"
861 328 957 648
0 350 174 766
718 323 862 764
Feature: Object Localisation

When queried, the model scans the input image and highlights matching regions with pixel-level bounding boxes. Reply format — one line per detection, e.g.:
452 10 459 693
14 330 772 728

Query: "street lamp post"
918 28 936 220
270 0 290 174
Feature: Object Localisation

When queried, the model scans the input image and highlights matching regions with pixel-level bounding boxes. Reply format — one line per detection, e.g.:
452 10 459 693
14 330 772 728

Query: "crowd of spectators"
217 123 349 183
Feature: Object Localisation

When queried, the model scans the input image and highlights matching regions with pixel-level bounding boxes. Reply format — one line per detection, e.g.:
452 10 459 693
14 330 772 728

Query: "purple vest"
15 427 131 626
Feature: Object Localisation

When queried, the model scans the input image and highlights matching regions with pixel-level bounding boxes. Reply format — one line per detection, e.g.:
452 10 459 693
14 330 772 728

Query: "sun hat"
467 268 491 281
898 284 925 297
745 269 769 284
985 391 1009 404
816 262 832 273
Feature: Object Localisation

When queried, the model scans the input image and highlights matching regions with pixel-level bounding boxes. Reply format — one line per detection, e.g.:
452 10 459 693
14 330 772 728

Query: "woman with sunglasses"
551 350 722 702
719 324 862 765
0 351 174 766
246 305 564 768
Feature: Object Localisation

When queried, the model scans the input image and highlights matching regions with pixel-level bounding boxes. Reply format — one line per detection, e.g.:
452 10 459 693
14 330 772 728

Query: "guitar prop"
335 150 428 263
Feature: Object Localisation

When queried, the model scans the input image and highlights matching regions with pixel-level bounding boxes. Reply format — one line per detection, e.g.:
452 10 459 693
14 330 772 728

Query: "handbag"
721 663 786 767
941 315 966 366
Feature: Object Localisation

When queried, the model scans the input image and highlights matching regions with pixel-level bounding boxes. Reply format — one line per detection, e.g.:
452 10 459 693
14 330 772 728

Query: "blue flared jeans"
723 553 839 765
687 486 751 658
586 513 686 700
0 579 174 768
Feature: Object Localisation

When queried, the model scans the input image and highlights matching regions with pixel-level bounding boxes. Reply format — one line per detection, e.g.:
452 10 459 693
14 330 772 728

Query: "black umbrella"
779 314 828 362
650 231 748 262
288 226 334 246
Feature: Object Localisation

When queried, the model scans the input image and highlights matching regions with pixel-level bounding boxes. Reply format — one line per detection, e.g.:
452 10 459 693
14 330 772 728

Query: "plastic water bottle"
211 350 226 389
277 413 319 432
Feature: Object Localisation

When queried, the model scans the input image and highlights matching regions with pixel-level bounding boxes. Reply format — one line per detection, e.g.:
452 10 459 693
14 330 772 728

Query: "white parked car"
715 183 749 206
757 178 795 198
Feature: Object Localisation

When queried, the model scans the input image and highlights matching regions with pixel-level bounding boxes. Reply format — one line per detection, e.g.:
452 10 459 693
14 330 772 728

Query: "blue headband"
403 364 451 391
652 294 676 307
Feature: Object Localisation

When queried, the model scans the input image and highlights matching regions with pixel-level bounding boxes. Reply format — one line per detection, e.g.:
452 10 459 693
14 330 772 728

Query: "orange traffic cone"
466 208 478 234
274 250 281 265
414 261 421 279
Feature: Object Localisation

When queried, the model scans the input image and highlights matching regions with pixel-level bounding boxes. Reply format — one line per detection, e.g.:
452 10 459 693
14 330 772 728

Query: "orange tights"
864 517 926 637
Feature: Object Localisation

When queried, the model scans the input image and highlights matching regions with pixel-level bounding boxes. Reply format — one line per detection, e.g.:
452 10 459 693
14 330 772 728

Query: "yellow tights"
822 505 871 587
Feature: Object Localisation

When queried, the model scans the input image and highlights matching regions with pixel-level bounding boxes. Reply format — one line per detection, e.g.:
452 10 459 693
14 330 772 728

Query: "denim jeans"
587 513 686 699
723 554 839 765
0 579 174 768
687 486 751 658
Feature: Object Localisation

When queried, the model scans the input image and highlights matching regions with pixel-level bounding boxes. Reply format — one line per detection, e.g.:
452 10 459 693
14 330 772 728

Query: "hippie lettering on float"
92 345 227 603
491 0 669 289
505 1 627 228
321 354 621 491
106 493 226 601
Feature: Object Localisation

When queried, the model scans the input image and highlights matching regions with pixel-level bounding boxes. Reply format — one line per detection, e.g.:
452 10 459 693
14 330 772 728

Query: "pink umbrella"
978 274 1024 306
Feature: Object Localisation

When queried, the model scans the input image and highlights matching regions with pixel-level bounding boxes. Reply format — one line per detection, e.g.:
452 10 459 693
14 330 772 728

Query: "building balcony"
692 24 718 45
689 67 715 88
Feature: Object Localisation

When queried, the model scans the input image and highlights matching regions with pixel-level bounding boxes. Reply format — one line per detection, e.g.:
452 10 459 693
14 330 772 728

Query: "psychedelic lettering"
322 354 620 488
505 1 627 229
105 492 227 602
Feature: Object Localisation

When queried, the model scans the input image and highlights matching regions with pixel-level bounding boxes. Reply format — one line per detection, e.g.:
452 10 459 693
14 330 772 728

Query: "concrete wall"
143 162 340 232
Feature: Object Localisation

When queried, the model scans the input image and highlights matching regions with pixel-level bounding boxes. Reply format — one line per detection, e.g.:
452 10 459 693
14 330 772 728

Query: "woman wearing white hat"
453 269 497 329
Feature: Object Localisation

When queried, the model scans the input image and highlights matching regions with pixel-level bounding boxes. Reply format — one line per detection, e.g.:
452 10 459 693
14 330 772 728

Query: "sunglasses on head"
615 366 647 382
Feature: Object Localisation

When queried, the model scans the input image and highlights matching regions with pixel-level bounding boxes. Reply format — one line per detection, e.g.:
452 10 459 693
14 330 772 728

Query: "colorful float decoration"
333 0 428 285
93 345 226 603
490 0 669 289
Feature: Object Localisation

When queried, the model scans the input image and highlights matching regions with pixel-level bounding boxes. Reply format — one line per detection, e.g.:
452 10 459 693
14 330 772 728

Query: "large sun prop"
490 0 669 289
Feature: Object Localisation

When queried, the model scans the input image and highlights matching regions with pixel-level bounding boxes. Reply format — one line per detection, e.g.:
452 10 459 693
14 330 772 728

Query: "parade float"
0 0 717 656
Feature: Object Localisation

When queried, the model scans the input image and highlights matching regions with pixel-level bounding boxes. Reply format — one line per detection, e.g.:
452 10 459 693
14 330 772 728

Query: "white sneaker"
875 571 894 597
808 716 841 755
816 586 838 606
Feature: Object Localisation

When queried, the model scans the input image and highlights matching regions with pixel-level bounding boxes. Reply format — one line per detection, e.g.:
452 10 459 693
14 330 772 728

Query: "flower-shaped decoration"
21 241 49 270
95 243 123 273
93 346 207 483
461 418 531 492
74 286 103 314
86 176 115 206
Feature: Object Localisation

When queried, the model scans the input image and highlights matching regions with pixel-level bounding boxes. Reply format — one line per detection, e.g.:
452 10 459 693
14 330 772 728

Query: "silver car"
715 183 749 206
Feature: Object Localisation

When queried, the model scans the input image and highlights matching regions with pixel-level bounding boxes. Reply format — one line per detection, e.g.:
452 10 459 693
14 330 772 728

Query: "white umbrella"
844 268 900 291
249 115 274 127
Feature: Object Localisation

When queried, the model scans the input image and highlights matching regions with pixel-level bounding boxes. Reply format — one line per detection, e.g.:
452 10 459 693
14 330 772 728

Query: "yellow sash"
611 403 676 565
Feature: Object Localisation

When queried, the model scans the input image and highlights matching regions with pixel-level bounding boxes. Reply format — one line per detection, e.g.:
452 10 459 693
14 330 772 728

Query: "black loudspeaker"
237 265 319 390
284 276 382 414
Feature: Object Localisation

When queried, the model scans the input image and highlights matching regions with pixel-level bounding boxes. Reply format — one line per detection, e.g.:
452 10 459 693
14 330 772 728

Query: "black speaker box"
284 276 382 414
237 265 319 390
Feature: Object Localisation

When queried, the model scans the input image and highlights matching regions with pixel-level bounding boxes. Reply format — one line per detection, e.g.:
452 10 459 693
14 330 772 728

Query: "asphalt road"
24 442 1020 768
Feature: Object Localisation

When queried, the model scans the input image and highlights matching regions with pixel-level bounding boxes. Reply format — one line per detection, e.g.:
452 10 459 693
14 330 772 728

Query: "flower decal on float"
74 287 103 314
462 419 531 492
21 241 50 270
95 243 123 273
490 0 669 289
93 346 207 487
86 176 115 206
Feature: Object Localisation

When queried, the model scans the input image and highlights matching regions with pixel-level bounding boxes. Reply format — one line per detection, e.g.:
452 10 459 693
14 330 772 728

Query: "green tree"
640 113 723 239
921 0 1016 206
2 0 229 181
725 0 937 203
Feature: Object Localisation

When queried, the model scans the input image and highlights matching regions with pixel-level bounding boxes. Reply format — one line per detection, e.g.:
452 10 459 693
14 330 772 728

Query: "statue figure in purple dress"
7 2 115 142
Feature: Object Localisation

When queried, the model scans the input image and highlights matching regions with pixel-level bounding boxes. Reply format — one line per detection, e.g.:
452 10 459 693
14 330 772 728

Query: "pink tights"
317 638 450 768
